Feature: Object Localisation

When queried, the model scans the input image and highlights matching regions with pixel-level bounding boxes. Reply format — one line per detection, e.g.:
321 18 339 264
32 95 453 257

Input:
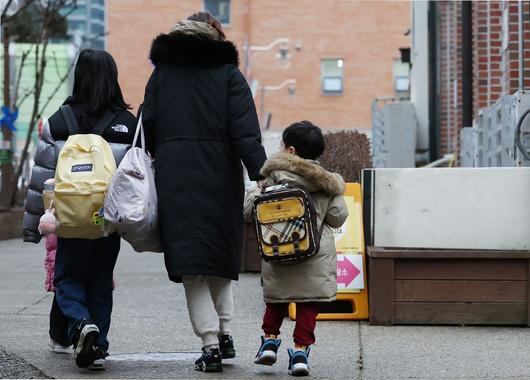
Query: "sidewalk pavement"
1 238 530 379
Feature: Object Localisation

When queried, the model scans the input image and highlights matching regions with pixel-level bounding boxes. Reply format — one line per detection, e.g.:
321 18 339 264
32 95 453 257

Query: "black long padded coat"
142 32 267 283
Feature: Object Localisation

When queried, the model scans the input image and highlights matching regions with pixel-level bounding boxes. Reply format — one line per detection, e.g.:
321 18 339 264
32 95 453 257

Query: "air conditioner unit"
371 100 417 168
510 90 530 167
459 127 474 167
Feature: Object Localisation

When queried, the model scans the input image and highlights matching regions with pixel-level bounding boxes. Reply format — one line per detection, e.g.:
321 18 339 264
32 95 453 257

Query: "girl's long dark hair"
72 49 130 115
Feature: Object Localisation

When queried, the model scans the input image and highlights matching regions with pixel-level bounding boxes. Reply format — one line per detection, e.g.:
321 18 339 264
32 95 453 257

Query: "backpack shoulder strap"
305 188 326 238
59 105 79 135
92 109 120 136
318 220 326 237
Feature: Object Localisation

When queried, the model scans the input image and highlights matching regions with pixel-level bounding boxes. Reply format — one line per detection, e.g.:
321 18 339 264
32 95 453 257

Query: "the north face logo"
111 124 129 133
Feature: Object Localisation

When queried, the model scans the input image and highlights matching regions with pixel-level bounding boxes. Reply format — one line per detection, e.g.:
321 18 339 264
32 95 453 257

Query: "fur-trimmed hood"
260 153 345 196
149 33 239 67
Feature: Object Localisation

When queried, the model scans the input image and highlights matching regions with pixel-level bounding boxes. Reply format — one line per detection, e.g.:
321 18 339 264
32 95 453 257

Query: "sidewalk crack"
16 294 50 315
357 321 364 380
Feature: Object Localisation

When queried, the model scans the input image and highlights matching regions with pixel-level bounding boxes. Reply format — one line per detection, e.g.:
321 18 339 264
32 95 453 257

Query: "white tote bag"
104 115 163 252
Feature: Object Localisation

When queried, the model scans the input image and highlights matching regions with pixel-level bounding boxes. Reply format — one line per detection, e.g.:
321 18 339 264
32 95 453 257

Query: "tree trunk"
0 24 16 210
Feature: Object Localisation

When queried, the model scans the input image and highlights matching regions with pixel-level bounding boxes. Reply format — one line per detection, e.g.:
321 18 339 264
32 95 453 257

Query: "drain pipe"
519 1 524 90
462 1 473 128
487 1 491 103
445 5 451 151
428 1 440 161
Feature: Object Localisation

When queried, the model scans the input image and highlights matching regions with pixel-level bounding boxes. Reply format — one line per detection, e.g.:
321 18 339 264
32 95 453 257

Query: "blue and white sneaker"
254 336 281 366
288 347 310 376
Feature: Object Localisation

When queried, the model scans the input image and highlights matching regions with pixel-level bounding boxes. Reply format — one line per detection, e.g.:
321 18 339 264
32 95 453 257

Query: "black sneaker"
73 320 100 369
194 347 222 372
219 334 236 359
287 347 310 376
254 336 281 366
87 347 108 371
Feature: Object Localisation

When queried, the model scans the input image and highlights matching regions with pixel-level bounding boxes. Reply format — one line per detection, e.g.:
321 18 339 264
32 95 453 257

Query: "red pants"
262 302 320 346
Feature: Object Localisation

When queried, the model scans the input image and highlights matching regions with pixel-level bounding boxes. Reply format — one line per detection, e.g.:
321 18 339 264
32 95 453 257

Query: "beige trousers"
182 275 233 348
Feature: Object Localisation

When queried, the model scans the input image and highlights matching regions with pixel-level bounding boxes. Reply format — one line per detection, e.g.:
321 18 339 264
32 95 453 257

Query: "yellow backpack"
53 106 117 239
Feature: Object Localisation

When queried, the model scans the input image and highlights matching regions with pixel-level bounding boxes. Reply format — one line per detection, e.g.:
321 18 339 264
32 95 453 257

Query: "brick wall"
500 1 530 94
245 0 410 130
106 0 410 131
438 1 530 158
106 0 202 122
472 1 502 114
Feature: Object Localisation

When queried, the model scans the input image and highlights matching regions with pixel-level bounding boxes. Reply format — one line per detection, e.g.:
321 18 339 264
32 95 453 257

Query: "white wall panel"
373 168 530 250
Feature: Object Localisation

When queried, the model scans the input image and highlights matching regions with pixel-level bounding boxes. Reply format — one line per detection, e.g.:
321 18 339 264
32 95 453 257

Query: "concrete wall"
371 168 530 250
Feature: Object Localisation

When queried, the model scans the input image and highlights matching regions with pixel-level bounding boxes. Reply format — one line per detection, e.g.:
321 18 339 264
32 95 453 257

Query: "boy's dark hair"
282 121 325 159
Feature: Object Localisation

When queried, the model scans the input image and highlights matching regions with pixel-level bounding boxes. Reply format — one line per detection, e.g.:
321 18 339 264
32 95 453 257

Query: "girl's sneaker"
254 336 281 366
73 321 100 369
287 347 310 377
194 347 222 372
87 347 108 371
48 338 72 354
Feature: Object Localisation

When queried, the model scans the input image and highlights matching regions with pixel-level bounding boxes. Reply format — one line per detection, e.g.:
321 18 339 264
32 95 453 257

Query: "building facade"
66 0 106 49
106 0 410 131
425 1 530 159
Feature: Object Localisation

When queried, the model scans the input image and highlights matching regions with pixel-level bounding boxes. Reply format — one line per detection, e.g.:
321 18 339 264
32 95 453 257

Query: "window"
204 0 230 25
91 39 105 49
91 23 104 35
321 59 344 95
70 5 86 16
69 20 87 32
91 8 104 21
394 77 410 92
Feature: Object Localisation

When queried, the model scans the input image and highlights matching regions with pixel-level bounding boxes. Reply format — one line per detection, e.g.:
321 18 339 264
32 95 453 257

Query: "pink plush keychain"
38 203 58 235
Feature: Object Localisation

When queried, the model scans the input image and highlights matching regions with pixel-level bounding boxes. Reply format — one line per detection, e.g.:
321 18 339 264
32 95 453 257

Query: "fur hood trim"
149 33 239 67
261 153 345 196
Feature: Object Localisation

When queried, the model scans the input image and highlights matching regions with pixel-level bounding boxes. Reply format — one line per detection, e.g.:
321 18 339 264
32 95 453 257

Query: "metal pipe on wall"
428 0 440 161
452 2 458 152
518 1 524 90
487 1 491 103
446 4 451 153
462 1 473 128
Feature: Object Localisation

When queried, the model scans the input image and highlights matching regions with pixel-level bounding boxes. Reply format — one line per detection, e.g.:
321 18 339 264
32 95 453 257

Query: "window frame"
321 58 344 96
204 0 231 26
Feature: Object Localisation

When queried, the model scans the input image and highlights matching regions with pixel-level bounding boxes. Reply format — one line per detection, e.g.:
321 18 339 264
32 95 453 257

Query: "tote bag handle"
132 113 146 152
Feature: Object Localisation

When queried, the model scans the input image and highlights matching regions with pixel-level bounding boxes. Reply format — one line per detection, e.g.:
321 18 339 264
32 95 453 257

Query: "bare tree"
0 0 77 208
1 0 34 22
0 0 36 209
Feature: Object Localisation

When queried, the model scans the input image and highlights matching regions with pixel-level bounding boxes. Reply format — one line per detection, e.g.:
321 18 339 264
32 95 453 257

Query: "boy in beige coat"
244 121 348 376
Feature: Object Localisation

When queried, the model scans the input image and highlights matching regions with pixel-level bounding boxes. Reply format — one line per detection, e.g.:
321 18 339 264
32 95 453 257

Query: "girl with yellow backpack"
23 50 137 371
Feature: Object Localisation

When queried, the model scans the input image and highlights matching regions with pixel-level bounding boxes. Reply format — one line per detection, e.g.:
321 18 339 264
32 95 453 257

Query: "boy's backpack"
252 184 325 263
53 105 117 239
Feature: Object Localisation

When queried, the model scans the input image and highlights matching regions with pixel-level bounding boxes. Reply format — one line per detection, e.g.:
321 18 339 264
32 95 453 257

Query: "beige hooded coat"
244 153 349 303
